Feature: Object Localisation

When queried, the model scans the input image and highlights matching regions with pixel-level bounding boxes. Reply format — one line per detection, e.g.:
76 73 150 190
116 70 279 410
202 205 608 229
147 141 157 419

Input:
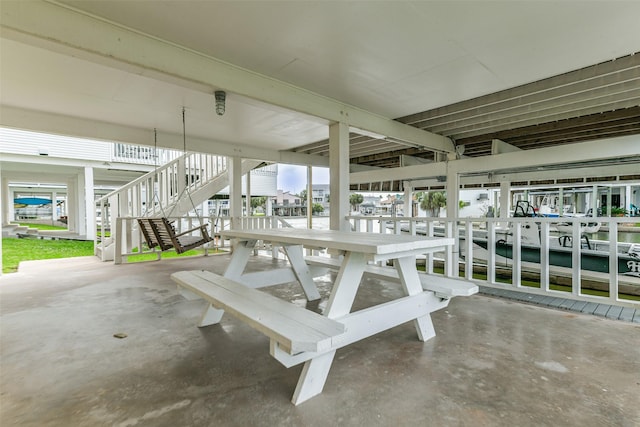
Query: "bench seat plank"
171 270 345 354
305 256 478 299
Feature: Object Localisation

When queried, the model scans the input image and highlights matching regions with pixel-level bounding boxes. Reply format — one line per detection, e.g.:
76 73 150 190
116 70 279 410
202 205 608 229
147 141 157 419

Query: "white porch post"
2 177 12 224
625 185 632 215
245 169 251 216
403 182 412 218
445 168 460 277
499 181 510 219
266 197 273 217
329 122 350 232
591 185 598 216
51 191 58 223
81 166 96 240
67 177 77 233
307 166 313 229
228 156 243 229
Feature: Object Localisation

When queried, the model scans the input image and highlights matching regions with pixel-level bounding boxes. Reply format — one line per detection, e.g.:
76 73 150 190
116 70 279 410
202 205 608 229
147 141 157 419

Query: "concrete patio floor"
1 254 639 427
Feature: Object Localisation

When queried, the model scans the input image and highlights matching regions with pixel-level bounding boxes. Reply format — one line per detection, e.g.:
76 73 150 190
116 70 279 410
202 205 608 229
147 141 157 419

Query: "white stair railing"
95 152 227 261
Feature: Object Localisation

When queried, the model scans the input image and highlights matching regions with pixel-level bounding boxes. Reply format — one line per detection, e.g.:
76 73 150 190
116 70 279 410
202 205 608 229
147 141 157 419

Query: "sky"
277 164 330 194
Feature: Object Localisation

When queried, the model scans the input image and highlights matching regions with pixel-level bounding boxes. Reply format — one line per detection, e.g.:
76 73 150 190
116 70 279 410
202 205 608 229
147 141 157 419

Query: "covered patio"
1 255 638 426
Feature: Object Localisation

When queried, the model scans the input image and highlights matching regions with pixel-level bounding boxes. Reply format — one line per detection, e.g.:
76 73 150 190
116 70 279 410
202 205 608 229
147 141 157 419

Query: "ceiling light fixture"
214 90 226 116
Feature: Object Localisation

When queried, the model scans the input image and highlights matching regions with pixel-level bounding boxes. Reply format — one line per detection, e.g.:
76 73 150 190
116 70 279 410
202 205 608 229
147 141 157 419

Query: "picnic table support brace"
395 255 435 341
291 251 366 405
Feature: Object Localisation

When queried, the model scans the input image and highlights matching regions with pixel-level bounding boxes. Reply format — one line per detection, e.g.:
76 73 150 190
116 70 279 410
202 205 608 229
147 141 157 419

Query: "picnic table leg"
291 251 366 404
291 350 336 405
198 304 225 327
223 239 257 280
395 255 436 341
283 245 321 301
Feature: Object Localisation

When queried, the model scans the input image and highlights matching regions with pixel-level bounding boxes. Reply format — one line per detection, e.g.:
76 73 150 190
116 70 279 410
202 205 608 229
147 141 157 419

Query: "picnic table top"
220 228 454 256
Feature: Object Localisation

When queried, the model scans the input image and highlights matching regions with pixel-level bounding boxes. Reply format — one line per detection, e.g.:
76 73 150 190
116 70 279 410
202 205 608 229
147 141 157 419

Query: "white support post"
464 220 473 280
606 189 612 216
84 166 96 240
591 185 598 216
608 221 619 301
512 222 521 287
625 185 632 215
572 220 581 295
51 191 58 223
403 182 412 219
500 181 510 220
558 187 564 215
228 156 243 230
1 178 11 225
487 221 496 284
245 168 251 217
445 169 459 276
540 222 550 291
307 166 313 230
67 178 77 233
329 122 350 232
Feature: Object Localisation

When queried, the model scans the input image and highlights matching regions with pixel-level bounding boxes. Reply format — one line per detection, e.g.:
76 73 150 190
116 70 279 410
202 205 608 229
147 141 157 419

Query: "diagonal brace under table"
290 253 442 405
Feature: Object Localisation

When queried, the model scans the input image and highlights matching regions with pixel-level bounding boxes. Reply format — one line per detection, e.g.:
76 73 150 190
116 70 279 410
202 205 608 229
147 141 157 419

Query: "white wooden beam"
351 135 640 184
0 106 330 167
491 139 522 154
0 0 454 154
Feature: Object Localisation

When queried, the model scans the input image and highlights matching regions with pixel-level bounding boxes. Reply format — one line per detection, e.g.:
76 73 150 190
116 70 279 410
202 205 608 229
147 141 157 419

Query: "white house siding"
218 164 278 197
1 128 111 161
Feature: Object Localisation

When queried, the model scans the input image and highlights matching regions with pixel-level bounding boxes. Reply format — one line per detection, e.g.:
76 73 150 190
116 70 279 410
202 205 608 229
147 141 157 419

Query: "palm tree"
419 191 446 217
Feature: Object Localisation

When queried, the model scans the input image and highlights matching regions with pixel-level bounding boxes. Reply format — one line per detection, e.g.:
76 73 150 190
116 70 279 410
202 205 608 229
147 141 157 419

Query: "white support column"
625 185 632 216
245 168 251 217
499 181 510 219
403 182 412 218
606 189 612 216
445 169 460 277
591 185 598 216
228 156 243 229
1 178 12 224
83 166 96 240
329 122 350 232
67 178 77 233
558 187 564 215
266 197 273 217
51 191 58 223
307 166 313 229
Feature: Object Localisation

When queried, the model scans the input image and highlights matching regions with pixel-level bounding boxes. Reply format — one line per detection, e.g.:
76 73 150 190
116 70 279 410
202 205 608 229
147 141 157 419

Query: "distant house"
271 190 306 216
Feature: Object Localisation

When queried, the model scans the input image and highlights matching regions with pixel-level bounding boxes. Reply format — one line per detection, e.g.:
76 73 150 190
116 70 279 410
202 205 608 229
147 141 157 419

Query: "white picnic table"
171 228 477 405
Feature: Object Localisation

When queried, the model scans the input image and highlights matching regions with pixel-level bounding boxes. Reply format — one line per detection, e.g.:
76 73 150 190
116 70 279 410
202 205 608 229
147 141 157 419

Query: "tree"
312 203 324 215
250 196 267 211
298 188 308 201
349 193 364 211
419 191 446 217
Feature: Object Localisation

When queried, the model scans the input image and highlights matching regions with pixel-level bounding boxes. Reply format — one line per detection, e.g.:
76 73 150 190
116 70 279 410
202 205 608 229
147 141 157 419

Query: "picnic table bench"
171 228 478 405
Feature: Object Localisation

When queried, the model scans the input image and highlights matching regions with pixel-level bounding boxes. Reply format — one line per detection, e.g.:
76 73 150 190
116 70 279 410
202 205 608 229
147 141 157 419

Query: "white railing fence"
101 210 639 308
348 215 640 308
95 152 227 259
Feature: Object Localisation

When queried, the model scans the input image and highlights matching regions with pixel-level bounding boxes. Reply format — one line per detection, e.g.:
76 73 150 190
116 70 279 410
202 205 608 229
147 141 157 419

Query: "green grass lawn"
15 222 68 231
2 237 224 273
2 238 94 273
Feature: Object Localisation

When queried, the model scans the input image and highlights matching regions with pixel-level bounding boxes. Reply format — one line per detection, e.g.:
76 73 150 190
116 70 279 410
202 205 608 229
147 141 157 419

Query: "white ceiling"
2 1 640 156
